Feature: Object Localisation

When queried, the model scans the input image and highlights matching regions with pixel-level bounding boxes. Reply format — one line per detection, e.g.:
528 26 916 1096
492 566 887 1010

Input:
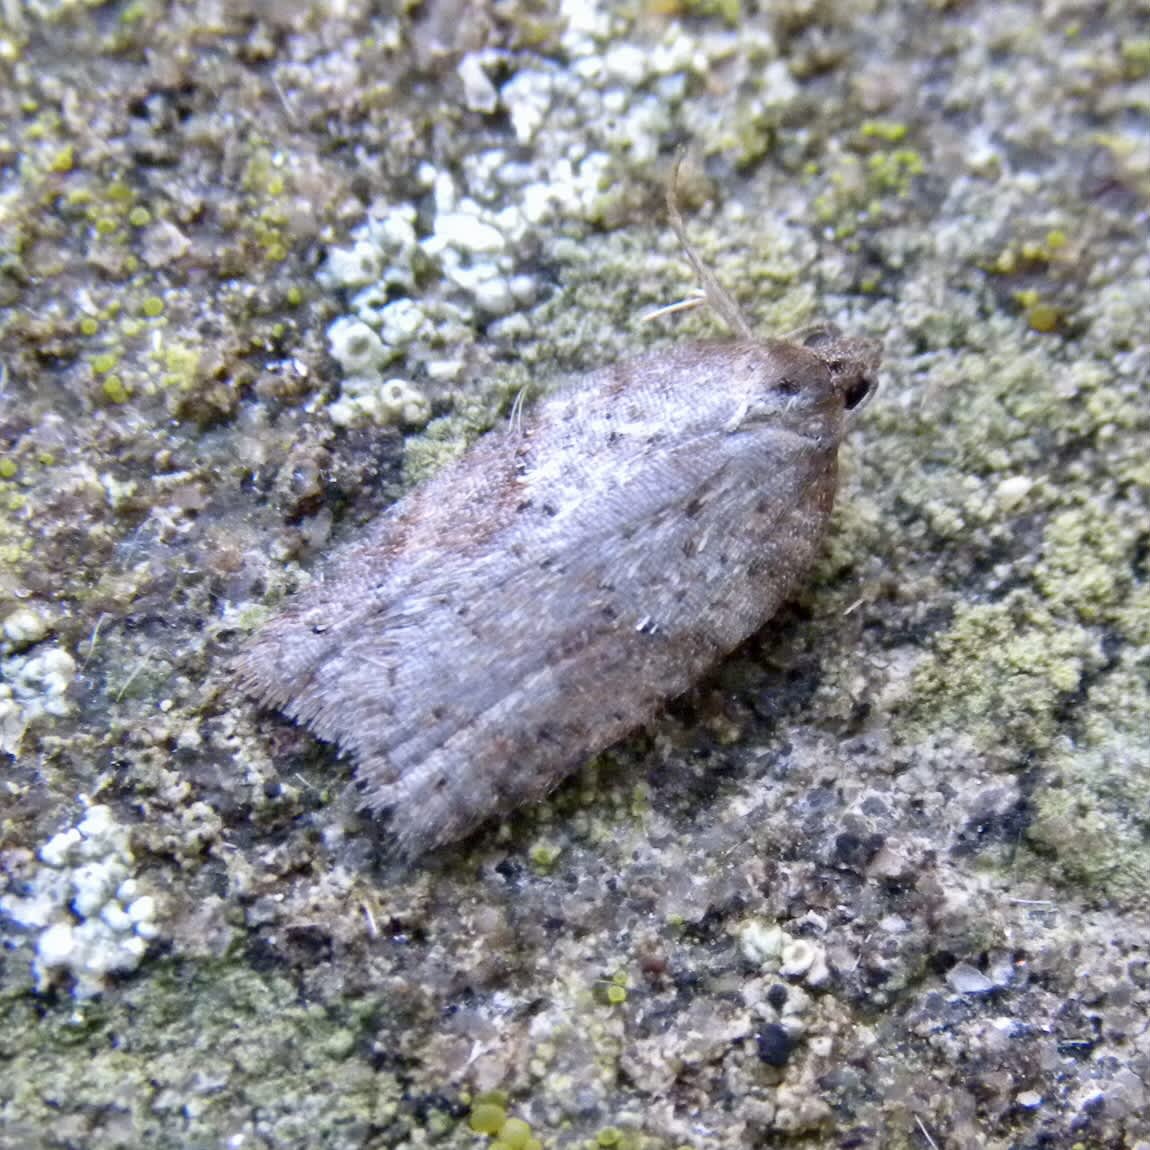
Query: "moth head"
799 325 882 415
735 332 881 432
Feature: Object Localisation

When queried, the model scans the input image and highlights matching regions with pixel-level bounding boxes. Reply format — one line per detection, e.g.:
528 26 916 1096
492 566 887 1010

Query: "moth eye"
843 377 873 411
776 376 802 397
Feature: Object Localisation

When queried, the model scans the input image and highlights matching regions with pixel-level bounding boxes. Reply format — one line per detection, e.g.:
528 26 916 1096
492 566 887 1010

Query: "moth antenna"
508 384 532 438
666 151 755 342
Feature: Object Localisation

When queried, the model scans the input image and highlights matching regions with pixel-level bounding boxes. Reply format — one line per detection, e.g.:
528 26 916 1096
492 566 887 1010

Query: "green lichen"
866 147 925 195
493 1116 535 1149
808 132 925 237
1024 299 1061 332
401 394 508 487
1033 508 1134 622
157 342 201 390
677 0 742 23
119 0 151 25
1120 37 1150 79
101 375 130 404
860 119 909 143
1026 664 1150 907
469 1101 509 1134
47 143 74 172
529 840 563 871
905 596 1100 752
595 1128 642 1149
594 970 630 1007
0 961 400 1146
1117 583 1150 647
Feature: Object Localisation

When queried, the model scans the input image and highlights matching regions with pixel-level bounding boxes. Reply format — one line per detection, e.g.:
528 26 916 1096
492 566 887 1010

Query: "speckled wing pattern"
237 338 863 856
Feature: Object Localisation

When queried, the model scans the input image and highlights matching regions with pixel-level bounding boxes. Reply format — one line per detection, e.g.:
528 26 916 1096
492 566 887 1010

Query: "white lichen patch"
457 50 499 114
327 316 391 377
739 920 785 965
328 377 430 430
0 644 76 755
319 239 383 290
739 919 831 989
2 606 51 650
312 5 768 438
0 804 160 998
0 686 23 754
377 298 429 348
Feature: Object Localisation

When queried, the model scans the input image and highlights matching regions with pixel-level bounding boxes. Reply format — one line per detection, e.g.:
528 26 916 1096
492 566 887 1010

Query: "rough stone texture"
0 2 1147 1148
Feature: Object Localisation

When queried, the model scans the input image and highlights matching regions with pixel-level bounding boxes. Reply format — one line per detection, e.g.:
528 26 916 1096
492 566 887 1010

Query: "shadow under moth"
237 160 882 858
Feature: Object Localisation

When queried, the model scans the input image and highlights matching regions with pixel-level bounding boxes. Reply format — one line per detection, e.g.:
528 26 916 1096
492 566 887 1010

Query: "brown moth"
237 162 882 858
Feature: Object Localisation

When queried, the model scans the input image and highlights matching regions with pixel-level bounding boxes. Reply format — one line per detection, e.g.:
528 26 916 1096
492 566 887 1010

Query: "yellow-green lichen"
157 342 201 390
1116 583 1150 647
905 597 1100 751
807 134 925 235
0 961 400 1145
860 119 909 143
866 147 925 195
101 375 130 404
1120 37 1150 79
1033 508 1134 622
493 1116 534 1149
675 0 742 23
1026 666 1150 907
47 144 74 173
401 395 505 487
529 840 563 871
119 0 152 23
469 1101 508 1134
1025 301 1062 333
594 969 630 1007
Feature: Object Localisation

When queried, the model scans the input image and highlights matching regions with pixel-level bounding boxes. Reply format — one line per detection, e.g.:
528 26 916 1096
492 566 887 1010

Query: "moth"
237 162 882 858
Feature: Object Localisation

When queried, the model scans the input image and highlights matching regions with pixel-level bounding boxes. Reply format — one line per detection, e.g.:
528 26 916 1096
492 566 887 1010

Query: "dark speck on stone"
767 983 789 1011
834 830 884 871
756 1021 796 1067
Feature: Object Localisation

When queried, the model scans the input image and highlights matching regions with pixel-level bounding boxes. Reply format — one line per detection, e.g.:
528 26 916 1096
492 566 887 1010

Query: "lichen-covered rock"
1 0 1148 1147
